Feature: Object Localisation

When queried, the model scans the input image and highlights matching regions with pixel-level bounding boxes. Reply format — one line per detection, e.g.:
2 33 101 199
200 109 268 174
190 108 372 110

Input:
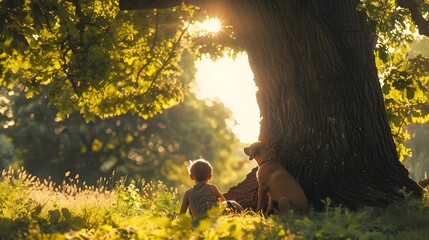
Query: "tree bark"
224 167 258 210
419 178 429 188
223 0 422 210
119 0 423 210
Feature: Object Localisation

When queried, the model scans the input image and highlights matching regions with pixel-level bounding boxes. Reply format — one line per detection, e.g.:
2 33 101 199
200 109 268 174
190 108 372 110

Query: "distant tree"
402 37 429 181
0 50 245 189
0 134 14 169
403 123 429 180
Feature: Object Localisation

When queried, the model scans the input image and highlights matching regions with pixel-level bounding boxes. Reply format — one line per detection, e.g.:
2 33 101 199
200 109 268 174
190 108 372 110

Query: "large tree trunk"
119 0 423 210
223 0 422 210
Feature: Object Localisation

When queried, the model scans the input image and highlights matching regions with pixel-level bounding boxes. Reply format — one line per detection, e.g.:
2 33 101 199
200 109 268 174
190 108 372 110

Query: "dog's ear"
244 142 262 160
243 147 253 160
249 147 256 160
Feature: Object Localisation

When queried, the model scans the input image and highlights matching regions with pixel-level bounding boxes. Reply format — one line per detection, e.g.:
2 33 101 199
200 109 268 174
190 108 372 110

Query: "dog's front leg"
256 186 268 215
265 192 273 217
256 185 263 213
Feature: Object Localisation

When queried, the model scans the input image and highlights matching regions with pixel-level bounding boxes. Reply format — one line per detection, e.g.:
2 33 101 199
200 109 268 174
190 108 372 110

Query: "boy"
180 159 242 219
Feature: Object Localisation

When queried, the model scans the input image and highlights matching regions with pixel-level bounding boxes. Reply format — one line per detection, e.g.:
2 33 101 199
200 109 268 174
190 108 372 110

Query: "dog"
244 142 308 215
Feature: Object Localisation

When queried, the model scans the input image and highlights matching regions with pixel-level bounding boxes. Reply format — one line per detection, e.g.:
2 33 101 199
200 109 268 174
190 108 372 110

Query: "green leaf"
14 32 29 51
30 3 43 32
406 87 416 99
48 209 61 224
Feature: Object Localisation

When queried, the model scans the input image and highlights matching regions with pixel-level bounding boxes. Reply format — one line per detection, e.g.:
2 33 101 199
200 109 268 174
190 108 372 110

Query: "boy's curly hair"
187 159 213 182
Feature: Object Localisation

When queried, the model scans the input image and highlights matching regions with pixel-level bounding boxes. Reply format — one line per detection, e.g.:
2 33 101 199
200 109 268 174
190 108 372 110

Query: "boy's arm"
210 184 226 202
179 191 189 214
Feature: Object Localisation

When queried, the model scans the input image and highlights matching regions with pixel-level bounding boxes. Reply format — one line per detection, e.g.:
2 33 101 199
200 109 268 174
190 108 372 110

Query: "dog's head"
243 142 264 161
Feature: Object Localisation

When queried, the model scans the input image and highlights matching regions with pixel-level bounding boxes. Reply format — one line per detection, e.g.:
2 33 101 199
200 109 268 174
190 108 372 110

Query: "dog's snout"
243 147 253 160
243 147 250 155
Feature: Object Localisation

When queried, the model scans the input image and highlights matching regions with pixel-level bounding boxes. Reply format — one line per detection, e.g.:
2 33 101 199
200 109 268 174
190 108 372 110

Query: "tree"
404 122 429 180
119 0 428 210
0 50 246 190
0 134 14 169
0 0 250 190
0 0 191 119
402 37 429 181
2 0 428 210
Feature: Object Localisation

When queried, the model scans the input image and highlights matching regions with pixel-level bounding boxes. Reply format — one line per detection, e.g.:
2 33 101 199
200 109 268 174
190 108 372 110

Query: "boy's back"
187 182 218 218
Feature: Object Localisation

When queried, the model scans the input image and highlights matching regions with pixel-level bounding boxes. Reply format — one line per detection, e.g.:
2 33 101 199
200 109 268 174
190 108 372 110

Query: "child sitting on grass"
179 159 242 220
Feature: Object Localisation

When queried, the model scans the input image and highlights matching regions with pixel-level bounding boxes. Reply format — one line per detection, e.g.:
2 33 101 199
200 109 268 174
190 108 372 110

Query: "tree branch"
118 0 224 11
119 0 232 26
119 0 187 10
418 178 429 188
397 0 429 36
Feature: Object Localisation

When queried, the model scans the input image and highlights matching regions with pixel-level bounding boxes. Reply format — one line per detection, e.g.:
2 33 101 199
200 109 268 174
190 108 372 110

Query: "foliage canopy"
1 0 192 120
359 0 429 159
1 0 429 160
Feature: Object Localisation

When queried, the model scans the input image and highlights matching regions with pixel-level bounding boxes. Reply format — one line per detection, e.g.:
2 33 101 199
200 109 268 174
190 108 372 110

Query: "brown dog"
244 142 308 215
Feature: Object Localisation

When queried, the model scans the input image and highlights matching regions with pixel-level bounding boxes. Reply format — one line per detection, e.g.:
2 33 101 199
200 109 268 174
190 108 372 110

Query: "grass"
0 167 428 239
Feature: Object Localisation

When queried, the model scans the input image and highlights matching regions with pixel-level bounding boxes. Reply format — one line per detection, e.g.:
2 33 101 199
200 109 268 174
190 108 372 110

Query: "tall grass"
0 167 428 239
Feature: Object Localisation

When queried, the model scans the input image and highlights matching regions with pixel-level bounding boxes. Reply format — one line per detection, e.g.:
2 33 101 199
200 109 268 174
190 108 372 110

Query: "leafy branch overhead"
0 0 198 120
397 0 429 36
0 0 240 120
1 1 429 161
118 0 429 39
361 0 429 159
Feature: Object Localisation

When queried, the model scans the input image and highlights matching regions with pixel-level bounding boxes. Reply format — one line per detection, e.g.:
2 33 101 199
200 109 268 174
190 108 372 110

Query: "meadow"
1 167 428 240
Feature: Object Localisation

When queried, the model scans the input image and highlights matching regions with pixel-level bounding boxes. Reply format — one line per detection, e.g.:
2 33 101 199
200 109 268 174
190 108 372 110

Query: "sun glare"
195 54 260 144
189 18 222 36
201 18 222 33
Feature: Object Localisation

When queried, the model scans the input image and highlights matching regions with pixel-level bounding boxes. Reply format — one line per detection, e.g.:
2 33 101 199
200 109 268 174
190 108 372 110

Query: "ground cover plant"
0 167 428 240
